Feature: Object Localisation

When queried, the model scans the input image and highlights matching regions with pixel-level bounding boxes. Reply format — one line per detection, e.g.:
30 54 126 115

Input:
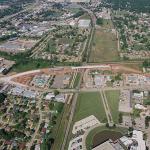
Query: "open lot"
105 90 120 123
89 28 119 62
73 92 107 123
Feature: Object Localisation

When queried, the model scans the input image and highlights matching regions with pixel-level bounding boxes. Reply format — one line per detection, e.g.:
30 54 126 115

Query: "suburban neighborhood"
0 0 150 150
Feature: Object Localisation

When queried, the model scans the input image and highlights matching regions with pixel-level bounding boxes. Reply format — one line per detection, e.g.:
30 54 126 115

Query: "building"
120 130 146 150
92 141 116 150
55 94 66 103
131 130 146 150
78 19 91 28
133 91 144 99
45 93 55 100
0 57 15 74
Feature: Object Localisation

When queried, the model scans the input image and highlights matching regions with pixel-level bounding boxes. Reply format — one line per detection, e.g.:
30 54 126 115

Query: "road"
61 71 84 150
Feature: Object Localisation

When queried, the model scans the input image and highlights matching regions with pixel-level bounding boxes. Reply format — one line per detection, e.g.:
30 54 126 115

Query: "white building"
78 19 91 28
131 130 146 150
45 93 55 100
120 130 146 150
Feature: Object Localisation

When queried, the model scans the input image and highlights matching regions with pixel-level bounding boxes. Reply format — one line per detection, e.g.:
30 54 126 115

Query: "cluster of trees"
102 0 150 13
0 0 35 19
0 129 26 140
0 5 22 19
73 10 84 18
145 116 150 128
0 33 17 42
0 93 7 104
143 60 150 68
96 18 103 25
45 40 56 54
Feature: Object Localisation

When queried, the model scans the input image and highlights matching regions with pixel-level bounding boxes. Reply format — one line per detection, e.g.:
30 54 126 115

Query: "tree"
96 18 103 25
54 90 59 96
0 93 7 103
118 113 123 123
105 123 109 128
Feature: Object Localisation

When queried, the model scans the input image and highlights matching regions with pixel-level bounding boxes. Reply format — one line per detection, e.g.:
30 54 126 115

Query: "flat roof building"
78 19 91 28
92 141 116 150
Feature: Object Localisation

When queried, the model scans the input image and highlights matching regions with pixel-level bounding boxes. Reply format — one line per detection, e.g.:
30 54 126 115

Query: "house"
35 144 40 150
133 92 144 99
78 19 91 28
55 94 66 103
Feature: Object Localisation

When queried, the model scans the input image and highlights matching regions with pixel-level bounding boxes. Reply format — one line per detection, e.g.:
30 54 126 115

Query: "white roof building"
120 130 146 150
120 136 133 147
45 93 55 100
131 130 146 150
133 92 144 99
135 104 147 110
55 94 66 103
35 144 40 150
78 19 91 28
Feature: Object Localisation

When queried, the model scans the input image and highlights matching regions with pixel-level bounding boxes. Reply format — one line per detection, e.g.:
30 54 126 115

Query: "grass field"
89 19 120 62
73 92 107 123
105 90 120 123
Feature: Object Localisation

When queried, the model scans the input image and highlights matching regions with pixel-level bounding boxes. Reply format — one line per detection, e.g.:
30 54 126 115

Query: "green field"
89 19 120 62
105 90 120 123
73 92 107 123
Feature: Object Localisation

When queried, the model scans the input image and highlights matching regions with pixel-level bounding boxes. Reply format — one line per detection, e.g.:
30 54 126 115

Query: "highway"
61 71 84 150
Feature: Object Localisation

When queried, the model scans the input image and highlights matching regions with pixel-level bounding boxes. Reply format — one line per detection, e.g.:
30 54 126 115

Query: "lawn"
73 92 107 123
89 23 120 62
105 90 120 123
